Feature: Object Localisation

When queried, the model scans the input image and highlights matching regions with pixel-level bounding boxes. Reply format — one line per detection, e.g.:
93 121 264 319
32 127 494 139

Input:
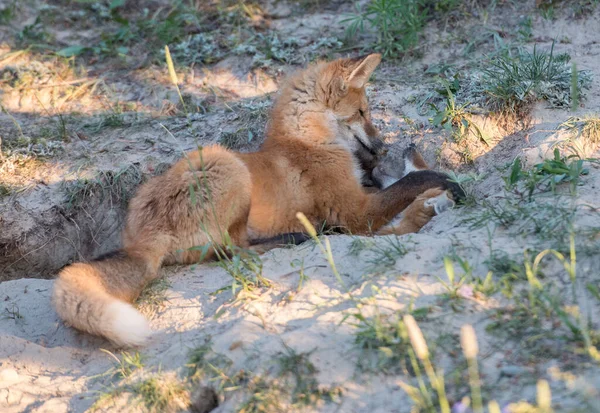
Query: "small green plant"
99 349 145 381
0 183 13 197
213 241 270 296
437 256 470 301
446 171 485 207
430 80 491 152
350 304 430 372
503 149 589 198
0 1 16 24
3 303 23 321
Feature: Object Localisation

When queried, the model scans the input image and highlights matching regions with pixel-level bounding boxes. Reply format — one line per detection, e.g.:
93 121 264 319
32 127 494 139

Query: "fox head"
319 53 385 160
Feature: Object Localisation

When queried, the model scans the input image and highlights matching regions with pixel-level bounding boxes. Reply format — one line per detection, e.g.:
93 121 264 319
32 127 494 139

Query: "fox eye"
358 109 365 117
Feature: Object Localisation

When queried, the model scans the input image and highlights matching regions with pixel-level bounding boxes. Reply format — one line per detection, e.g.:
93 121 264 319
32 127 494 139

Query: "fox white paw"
424 190 455 215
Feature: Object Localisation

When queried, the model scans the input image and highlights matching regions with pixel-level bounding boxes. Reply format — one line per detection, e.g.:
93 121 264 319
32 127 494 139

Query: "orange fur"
52 54 459 346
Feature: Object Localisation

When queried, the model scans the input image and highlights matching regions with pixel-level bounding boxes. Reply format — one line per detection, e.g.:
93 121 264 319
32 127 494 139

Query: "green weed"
503 149 589 198
487 238 600 365
430 79 492 158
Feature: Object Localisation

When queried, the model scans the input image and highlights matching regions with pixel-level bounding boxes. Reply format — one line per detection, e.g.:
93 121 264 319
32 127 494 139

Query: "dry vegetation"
1 1 600 412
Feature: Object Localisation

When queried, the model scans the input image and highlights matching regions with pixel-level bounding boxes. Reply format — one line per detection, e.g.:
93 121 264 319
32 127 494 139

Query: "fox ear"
346 53 382 89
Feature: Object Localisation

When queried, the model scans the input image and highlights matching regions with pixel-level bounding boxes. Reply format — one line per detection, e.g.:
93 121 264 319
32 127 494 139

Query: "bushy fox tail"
52 250 158 347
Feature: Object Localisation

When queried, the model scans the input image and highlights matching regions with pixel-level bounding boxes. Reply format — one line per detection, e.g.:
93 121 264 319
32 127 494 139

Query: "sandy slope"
2 156 600 412
2 2 600 413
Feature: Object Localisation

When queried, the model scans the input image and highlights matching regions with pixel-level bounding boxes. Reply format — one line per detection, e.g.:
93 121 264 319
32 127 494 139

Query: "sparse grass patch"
237 375 286 413
445 171 485 207
482 43 592 117
464 149 593 250
537 0 599 18
486 239 600 365
212 242 271 297
131 376 189 413
3 303 23 321
347 235 410 273
276 346 342 407
186 343 235 391
99 349 145 381
343 0 428 57
561 115 600 145
62 164 144 209
349 305 431 373
430 79 492 162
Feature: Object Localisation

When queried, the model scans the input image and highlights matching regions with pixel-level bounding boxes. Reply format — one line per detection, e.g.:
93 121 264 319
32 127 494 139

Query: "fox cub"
53 54 463 347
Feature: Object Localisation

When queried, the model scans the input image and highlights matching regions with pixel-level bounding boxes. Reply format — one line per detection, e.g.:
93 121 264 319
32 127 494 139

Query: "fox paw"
423 189 455 215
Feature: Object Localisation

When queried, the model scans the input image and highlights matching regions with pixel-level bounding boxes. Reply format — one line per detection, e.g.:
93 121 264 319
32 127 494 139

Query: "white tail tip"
105 301 152 347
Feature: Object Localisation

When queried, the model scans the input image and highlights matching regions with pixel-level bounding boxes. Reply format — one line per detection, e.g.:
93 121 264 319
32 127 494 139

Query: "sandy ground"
1 1 600 412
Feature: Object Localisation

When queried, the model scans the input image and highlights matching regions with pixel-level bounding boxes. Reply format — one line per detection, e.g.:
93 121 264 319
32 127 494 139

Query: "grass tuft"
483 43 592 117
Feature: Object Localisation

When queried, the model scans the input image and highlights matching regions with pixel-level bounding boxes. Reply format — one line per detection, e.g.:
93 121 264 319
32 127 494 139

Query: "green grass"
429 79 492 162
347 235 410 273
131 377 188 413
186 343 234 389
561 115 600 145
349 305 431 373
343 0 428 58
486 239 600 366
99 349 145 381
62 164 144 209
483 43 592 116
463 149 594 251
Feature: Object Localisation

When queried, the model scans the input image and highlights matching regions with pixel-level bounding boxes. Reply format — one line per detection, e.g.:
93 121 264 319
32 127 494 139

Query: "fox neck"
266 63 340 146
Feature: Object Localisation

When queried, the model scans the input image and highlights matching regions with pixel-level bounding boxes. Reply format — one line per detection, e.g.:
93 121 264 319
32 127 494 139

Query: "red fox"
53 54 463 347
